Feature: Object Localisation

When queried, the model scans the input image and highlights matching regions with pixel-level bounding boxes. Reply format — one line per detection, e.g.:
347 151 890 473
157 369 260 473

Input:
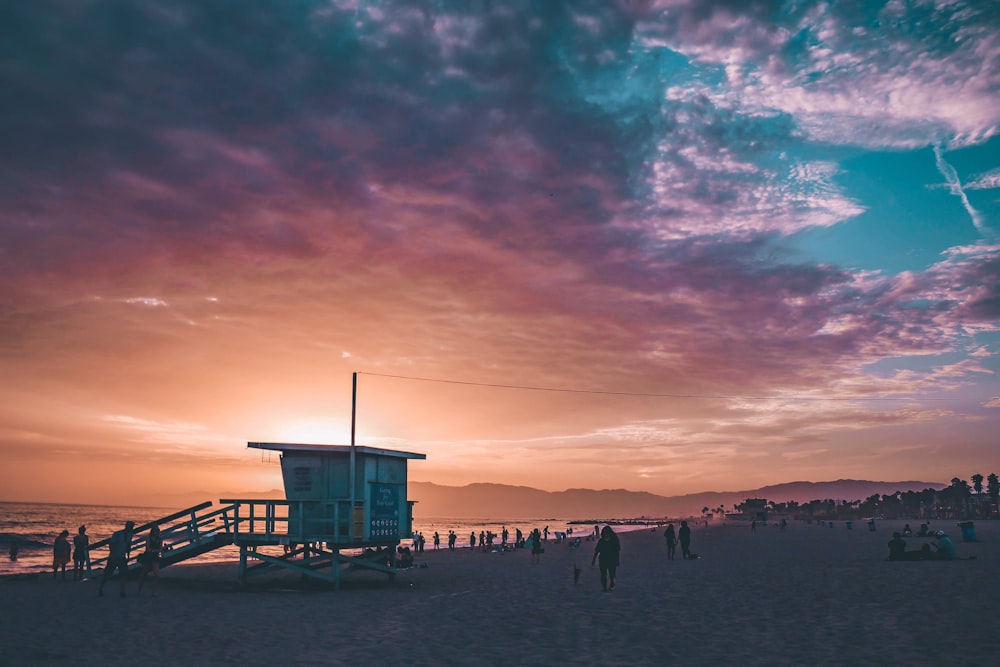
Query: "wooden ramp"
88 501 237 574
87 499 404 589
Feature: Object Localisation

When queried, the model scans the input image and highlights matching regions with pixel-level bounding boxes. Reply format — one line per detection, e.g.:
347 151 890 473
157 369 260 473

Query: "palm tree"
946 478 972 519
987 473 999 519
971 474 985 517
972 473 984 495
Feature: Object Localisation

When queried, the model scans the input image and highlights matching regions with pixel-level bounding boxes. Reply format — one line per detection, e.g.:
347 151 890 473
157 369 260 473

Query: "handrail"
88 501 215 551
86 497 395 575
87 501 227 572
221 498 364 544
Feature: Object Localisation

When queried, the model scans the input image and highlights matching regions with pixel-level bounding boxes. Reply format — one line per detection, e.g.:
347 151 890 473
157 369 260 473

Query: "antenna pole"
350 372 357 506
351 372 357 447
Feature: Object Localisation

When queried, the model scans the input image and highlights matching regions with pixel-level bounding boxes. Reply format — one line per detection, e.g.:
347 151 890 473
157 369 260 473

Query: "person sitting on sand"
902 524 912 537
886 532 932 561
887 532 908 561
917 523 930 537
931 531 957 560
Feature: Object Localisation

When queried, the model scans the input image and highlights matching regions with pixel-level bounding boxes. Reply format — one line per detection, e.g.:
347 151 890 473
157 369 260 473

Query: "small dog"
573 563 581 584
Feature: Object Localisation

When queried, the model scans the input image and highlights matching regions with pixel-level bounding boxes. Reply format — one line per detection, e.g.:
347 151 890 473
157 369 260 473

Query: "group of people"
662 520 694 560
887 529 959 561
51 525 92 581
46 519 164 597
467 526 536 552
98 520 165 597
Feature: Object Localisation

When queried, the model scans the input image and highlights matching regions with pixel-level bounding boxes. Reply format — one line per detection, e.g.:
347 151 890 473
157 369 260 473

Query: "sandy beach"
1 519 996 666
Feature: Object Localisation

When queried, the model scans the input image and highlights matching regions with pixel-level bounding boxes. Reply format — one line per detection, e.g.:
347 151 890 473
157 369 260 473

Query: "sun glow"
271 417 352 445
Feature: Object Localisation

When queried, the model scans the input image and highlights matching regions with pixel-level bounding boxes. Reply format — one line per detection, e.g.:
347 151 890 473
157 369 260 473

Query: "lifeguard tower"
221 442 426 587
84 441 425 589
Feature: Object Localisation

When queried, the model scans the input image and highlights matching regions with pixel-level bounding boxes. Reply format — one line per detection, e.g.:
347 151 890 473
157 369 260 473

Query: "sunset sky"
2 1 999 507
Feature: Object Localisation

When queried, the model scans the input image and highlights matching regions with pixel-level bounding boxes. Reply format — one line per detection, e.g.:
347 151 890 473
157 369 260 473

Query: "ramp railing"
88 501 236 573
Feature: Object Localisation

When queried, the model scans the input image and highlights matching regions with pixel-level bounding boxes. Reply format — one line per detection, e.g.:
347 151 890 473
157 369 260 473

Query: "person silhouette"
72 526 90 580
98 520 135 598
679 520 692 560
52 530 71 581
663 523 677 560
887 532 907 561
931 531 957 560
530 528 543 564
137 525 163 596
591 526 621 591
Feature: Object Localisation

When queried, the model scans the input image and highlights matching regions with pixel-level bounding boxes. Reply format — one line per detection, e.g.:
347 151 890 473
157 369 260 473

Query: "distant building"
737 498 769 522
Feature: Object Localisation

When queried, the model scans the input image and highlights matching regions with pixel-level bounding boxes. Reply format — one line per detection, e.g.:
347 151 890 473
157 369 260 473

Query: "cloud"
965 168 1000 191
985 397 1000 409
633 0 1000 149
123 297 168 307
934 144 986 233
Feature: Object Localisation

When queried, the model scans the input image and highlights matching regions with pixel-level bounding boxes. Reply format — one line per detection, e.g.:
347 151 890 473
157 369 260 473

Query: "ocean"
0 501 650 577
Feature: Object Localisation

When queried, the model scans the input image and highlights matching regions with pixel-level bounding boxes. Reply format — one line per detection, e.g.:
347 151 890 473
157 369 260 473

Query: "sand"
1 519 996 666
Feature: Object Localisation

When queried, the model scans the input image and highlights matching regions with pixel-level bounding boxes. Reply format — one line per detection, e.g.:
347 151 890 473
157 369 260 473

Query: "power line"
355 371 958 402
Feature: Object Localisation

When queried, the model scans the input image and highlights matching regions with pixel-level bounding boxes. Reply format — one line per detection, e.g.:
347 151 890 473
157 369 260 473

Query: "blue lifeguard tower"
224 441 426 586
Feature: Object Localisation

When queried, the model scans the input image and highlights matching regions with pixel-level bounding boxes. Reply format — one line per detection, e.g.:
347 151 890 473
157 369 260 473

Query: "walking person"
530 528 543 564
137 525 163 596
98 520 134 598
679 520 692 560
72 525 90 580
591 526 621 591
663 523 677 560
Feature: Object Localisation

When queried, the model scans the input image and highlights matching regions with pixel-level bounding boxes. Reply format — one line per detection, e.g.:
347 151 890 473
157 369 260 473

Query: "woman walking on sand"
663 523 677 560
592 526 621 591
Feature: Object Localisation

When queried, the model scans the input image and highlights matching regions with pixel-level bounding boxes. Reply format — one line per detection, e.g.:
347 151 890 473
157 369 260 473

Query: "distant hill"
407 479 946 520
145 479 945 520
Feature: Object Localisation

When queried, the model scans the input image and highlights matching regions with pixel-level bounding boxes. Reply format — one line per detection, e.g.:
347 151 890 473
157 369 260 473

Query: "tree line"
730 473 999 521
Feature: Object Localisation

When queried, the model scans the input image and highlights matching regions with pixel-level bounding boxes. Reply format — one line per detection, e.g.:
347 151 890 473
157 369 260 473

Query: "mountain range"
407 479 946 520
148 479 945 519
